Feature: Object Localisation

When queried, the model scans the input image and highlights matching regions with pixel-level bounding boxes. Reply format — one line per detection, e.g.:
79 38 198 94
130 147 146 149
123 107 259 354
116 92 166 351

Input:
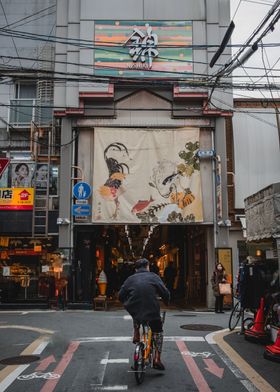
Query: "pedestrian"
150 260 160 275
164 261 177 300
211 263 227 313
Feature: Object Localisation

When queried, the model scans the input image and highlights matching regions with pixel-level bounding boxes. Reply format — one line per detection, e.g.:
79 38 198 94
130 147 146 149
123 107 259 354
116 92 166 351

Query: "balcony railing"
9 99 53 127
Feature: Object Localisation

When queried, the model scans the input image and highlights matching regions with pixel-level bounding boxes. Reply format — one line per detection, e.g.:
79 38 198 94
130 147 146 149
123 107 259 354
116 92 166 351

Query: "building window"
9 82 37 126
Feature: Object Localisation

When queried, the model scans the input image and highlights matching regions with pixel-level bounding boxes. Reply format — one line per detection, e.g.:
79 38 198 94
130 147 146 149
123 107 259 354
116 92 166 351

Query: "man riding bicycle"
119 258 170 370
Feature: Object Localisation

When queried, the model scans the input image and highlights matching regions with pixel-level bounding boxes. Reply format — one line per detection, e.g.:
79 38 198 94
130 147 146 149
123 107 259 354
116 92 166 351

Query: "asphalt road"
0 309 277 392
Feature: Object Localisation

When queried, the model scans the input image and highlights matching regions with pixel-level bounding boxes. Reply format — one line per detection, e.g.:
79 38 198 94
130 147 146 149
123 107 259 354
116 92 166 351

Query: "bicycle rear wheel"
228 301 241 331
134 343 145 384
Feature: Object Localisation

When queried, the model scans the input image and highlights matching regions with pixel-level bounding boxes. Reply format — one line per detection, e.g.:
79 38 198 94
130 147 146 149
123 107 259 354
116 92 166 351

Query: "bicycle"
132 311 166 385
228 296 255 332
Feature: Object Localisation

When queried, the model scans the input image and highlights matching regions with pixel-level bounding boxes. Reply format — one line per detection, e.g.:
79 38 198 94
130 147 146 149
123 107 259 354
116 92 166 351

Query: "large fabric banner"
92 128 203 224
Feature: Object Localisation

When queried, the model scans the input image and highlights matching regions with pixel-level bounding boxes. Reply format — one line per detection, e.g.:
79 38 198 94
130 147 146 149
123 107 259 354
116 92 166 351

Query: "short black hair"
135 258 149 269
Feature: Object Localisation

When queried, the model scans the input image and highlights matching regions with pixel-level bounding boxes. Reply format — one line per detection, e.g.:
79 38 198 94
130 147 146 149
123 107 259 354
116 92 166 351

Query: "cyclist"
119 258 170 370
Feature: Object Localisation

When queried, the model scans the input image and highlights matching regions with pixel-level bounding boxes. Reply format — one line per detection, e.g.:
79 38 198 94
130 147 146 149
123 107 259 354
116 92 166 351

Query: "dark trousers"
215 295 224 312
133 318 163 333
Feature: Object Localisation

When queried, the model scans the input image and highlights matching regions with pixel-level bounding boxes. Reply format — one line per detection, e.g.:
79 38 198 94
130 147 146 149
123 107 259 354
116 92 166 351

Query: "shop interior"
0 237 68 303
74 224 208 307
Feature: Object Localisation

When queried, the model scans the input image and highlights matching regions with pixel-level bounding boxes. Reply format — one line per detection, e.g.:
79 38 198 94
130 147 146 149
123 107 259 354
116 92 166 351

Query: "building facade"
53 0 233 307
0 0 243 308
0 0 60 304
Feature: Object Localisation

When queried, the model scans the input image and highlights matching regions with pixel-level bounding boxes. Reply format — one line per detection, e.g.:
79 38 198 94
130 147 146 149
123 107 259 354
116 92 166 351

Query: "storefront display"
0 236 65 302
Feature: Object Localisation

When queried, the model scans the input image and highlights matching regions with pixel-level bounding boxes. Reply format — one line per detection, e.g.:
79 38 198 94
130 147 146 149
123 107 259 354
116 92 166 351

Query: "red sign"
0 158 10 177
19 189 31 200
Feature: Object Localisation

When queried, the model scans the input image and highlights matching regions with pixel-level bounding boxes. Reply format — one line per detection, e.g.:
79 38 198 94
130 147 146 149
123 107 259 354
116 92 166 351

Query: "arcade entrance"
72 225 209 308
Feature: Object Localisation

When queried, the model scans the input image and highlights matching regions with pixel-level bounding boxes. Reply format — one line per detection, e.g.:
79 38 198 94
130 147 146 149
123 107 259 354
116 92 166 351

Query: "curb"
210 329 278 392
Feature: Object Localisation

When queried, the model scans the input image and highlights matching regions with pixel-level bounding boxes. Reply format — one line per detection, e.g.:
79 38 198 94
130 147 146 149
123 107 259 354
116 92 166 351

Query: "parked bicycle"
228 296 255 332
132 311 166 385
229 292 280 333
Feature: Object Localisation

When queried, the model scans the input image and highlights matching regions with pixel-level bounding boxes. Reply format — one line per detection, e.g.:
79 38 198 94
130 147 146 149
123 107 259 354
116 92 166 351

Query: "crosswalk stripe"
100 359 129 364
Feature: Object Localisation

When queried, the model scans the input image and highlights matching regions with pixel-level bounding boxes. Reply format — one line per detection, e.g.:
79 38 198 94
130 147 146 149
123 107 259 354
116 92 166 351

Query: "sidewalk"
216 329 280 391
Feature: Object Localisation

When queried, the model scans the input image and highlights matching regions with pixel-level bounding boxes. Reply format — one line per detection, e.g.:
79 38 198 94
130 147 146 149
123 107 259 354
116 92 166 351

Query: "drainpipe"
212 129 217 249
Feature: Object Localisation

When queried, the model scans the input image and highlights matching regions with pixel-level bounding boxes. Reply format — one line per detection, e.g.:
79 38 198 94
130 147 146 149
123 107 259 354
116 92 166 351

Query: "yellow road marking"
214 330 278 392
0 325 55 335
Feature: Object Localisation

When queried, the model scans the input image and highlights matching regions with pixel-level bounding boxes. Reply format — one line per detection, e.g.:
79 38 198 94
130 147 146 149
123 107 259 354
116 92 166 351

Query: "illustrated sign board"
0 188 34 210
94 21 193 78
0 158 10 177
92 128 203 224
73 182 91 200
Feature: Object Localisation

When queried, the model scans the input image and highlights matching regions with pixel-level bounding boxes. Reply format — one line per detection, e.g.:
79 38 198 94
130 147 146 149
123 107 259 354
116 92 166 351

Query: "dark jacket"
211 270 227 297
118 268 170 322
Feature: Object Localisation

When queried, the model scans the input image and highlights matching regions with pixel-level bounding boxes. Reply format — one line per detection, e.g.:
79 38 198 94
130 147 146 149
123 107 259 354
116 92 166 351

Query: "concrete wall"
233 109 280 209
229 229 244 287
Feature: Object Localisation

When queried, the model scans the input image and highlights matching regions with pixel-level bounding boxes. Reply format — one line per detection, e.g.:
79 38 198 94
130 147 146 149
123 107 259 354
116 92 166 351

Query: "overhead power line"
1 4 56 30
0 26 280 50
217 0 280 77
0 0 22 68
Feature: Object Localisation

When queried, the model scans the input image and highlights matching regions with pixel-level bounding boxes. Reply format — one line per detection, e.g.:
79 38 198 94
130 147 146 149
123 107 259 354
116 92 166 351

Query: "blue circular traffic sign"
73 182 91 200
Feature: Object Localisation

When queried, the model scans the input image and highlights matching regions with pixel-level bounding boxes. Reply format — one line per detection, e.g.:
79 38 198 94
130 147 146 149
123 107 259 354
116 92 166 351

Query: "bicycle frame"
133 323 153 384
133 311 166 385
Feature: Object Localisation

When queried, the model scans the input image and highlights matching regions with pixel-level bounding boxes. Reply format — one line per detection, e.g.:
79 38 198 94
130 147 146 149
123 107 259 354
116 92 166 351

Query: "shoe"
153 361 165 371
219 311 225 313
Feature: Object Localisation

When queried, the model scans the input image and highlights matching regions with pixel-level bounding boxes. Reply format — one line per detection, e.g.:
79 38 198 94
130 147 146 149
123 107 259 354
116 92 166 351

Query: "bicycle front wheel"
242 317 254 331
134 343 145 384
228 301 241 331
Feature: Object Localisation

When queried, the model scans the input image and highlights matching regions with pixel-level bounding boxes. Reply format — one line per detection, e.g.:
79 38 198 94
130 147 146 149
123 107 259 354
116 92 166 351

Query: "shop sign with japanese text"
94 21 192 78
0 188 34 210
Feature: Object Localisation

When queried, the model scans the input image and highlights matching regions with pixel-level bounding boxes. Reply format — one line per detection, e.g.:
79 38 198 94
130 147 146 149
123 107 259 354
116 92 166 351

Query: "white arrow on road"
203 358 224 379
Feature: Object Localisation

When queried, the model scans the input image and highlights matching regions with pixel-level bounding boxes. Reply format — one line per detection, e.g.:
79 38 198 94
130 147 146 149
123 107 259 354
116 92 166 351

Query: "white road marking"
205 328 229 344
91 351 109 387
123 315 132 320
92 386 128 391
76 336 205 343
181 351 213 358
100 359 129 365
240 380 259 392
17 371 60 380
0 338 49 391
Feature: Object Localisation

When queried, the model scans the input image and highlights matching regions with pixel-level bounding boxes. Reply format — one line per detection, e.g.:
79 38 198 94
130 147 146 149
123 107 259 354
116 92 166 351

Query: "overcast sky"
230 0 280 98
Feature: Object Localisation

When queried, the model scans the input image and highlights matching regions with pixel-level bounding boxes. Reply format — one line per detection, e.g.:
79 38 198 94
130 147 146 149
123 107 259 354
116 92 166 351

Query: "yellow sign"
0 188 34 210
0 237 9 247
